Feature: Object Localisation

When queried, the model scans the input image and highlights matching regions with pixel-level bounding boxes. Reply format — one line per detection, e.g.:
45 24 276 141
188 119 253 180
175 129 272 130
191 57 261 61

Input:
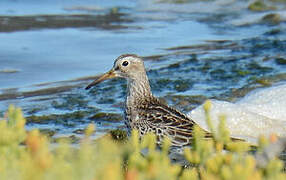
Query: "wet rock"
0 69 19 73
262 13 281 25
168 62 180 69
255 78 272 86
89 112 122 122
248 62 273 73
248 1 276 11
26 106 45 114
73 129 85 134
39 129 56 137
230 87 255 101
264 28 281 35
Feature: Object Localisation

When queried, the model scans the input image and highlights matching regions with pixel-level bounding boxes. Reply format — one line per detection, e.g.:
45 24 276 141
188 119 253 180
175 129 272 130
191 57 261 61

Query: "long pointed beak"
85 69 116 90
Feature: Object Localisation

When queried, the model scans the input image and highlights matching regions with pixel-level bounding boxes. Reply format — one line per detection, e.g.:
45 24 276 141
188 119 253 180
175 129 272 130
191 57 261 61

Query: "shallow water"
0 0 285 140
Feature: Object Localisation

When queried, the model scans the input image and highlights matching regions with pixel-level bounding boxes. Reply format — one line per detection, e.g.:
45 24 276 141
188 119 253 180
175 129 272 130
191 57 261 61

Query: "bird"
86 54 209 148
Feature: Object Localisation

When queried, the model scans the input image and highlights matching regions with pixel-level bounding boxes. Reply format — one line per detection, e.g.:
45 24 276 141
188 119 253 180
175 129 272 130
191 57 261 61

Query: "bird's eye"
122 61 129 66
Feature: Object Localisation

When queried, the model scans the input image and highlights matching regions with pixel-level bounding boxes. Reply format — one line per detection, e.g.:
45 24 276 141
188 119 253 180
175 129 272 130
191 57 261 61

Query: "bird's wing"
135 99 210 147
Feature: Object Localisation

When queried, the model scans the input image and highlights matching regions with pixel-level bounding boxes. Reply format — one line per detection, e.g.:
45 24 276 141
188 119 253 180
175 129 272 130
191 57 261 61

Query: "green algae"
26 111 90 124
151 78 192 93
156 79 172 87
165 95 207 112
96 97 116 104
275 57 286 65
109 129 128 141
248 1 276 11
237 70 251 76
39 129 56 137
255 78 273 86
26 106 46 114
51 94 89 110
89 112 122 122
173 79 191 92
270 0 286 3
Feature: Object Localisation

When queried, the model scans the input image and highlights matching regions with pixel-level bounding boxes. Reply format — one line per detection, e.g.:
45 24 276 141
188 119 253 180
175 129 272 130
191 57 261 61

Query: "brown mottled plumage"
86 54 209 147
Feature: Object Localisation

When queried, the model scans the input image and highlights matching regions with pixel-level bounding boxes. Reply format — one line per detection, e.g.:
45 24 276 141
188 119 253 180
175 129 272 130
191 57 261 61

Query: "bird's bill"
85 69 116 90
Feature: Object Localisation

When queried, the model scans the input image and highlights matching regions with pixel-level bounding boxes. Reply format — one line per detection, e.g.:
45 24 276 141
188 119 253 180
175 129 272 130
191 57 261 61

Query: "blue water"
0 0 285 138
0 0 274 90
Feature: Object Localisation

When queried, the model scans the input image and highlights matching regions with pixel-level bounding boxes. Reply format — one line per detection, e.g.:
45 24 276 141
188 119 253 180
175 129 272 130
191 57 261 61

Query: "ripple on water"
0 0 285 140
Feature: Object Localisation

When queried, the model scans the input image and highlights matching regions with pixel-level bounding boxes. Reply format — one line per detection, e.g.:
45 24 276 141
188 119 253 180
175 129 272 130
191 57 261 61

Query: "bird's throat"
126 76 152 107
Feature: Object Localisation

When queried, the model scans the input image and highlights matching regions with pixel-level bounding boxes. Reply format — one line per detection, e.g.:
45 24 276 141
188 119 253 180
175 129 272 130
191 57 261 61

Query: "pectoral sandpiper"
86 54 208 147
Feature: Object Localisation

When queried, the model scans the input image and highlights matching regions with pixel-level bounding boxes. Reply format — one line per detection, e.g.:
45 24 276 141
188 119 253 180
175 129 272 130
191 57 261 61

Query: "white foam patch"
188 83 286 144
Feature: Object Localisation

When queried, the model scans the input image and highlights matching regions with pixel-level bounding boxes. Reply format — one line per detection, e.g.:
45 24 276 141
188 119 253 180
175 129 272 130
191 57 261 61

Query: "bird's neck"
126 74 152 107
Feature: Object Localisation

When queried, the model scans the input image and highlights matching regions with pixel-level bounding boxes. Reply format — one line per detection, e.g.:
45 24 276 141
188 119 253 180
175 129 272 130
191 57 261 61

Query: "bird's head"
85 54 146 90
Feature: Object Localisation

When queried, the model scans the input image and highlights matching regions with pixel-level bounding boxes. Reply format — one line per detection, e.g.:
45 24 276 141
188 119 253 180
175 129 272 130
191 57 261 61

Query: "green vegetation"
89 112 123 122
276 57 286 65
0 104 285 180
248 1 276 11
